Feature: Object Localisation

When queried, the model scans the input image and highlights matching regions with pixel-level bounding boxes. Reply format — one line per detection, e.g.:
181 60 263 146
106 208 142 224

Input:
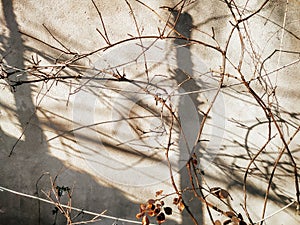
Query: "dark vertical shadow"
0 0 45 223
1 0 44 152
171 10 204 225
0 2 137 225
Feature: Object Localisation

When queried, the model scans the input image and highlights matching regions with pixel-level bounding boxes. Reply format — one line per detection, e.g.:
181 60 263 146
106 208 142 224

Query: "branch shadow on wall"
1 2 299 225
0 2 138 225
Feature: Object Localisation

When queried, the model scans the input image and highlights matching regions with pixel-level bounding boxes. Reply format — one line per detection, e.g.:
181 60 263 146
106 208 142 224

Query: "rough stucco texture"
0 1 299 225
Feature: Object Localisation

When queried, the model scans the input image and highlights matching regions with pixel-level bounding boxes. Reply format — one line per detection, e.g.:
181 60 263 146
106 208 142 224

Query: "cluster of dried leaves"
1 0 299 224
137 187 249 225
136 190 185 224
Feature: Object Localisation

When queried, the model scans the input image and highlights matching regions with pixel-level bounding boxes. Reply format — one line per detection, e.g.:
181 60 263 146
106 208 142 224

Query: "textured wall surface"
0 1 299 225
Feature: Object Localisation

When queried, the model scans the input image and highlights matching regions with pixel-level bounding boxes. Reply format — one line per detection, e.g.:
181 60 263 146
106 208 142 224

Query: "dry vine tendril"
1 0 299 224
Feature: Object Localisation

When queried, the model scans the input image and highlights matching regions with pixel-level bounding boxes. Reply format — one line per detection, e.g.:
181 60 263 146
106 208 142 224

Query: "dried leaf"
142 215 149 225
147 210 156 217
154 207 161 215
219 189 229 199
231 216 240 224
164 207 172 215
223 219 232 225
210 187 221 194
147 199 156 204
214 220 222 225
156 203 162 209
173 196 181 205
146 203 155 211
192 158 198 166
238 213 243 220
140 204 146 212
136 212 145 219
178 201 185 212
210 187 232 200
156 190 163 197
173 197 179 205
156 212 166 224
225 211 236 218
239 220 247 225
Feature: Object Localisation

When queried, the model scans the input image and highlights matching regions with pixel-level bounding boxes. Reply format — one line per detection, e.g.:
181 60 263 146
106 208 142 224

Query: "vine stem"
0 186 151 225
254 200 296 224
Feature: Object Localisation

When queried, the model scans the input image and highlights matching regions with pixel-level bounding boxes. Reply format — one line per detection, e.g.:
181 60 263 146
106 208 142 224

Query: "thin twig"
91 0 111 45
0 186 148 224
254 200 296 224
42 24 76 54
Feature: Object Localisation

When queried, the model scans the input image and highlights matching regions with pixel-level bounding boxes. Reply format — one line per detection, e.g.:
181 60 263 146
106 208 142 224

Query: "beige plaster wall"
0 1 299 225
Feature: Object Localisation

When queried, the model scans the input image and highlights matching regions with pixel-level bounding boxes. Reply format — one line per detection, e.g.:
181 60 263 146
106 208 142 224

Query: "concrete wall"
0 1 299 225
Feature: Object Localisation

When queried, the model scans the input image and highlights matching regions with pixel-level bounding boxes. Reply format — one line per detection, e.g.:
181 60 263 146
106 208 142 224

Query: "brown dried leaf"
214 220 222 225
140 204 146 212
173 197 179 205
156 203 162 209
147 210 156 217
142 215 149 225
219 189 229 199
136 212 145 219
164 207 172 215
210 187 221 194
146 203 155 211
210 187 232 200
178 201 185 212
192 158 198 166
156 190 163 197
238 213 243 220
239 220 247 225
231 216 240 224
223 219 232 225
156 212 166 224
225 211 236 218
173 196 181 205
154 207 161 215
147 199 156 204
